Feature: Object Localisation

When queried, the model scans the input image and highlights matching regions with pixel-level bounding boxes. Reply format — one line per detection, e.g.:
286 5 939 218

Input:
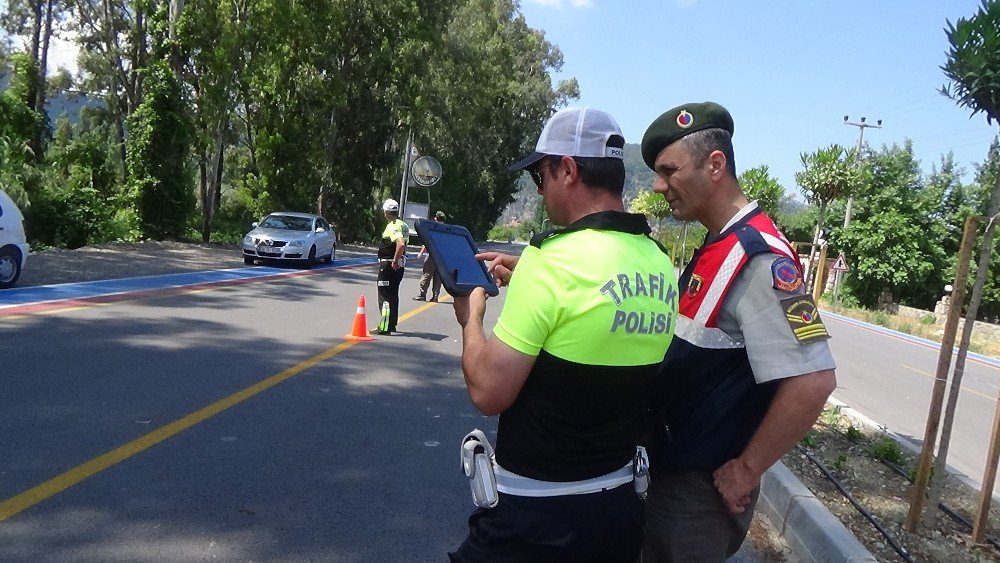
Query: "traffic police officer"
449 107 678 562
376 198 408 335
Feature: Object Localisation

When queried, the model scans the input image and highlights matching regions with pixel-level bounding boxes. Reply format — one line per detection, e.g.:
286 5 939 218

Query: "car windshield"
259 215 314 231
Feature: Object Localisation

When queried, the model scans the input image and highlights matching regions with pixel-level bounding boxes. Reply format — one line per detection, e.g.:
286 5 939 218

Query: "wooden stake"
905 215 980 532
811 244 828 303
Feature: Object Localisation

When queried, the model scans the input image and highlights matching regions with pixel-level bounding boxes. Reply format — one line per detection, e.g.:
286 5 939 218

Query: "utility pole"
399 130 414 218
842 115 882 228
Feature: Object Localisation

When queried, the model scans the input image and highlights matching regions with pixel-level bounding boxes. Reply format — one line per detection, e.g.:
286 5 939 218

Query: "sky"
517 0 1000 198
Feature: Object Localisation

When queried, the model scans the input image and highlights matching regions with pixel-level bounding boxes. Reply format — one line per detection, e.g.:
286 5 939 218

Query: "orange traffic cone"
345 294 374 341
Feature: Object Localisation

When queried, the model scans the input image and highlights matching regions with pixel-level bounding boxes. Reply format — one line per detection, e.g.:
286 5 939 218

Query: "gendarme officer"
640 102 837 561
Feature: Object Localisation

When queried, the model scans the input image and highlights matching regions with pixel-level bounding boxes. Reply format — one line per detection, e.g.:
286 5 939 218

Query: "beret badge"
676 110 694 129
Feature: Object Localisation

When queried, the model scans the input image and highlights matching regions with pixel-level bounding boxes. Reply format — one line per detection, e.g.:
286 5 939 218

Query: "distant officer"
413 210 446 302
375 198 409 335
640 102 837 561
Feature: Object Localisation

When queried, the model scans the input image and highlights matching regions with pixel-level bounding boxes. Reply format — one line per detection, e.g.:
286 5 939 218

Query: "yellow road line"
0 298 444 522
0 340 357 522
900 364 997 402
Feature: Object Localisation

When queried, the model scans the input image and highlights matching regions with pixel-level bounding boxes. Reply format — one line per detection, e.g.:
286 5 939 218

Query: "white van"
0 189 29 288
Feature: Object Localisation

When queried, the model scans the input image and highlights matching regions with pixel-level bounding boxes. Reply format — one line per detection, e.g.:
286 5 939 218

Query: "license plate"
260 247 282 255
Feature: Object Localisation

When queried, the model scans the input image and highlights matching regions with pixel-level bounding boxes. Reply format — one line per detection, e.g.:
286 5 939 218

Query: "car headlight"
287 240 305 247
243 235 253 244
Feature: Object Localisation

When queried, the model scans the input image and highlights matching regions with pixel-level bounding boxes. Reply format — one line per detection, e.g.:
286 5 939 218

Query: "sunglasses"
527 157 553 189
528 166 545 189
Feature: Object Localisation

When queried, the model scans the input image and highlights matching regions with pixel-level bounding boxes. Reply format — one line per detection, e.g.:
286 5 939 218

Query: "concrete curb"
759 461 877 562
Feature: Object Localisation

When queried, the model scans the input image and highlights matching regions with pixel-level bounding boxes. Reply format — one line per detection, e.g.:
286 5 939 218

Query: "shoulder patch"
781 295 830 343
771 257 802 293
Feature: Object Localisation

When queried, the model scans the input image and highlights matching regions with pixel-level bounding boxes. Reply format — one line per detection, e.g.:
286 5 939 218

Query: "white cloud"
571 0 595 7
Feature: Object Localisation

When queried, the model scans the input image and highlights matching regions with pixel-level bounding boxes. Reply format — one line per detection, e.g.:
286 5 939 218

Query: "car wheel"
324 245 334 264
305 245 317 268
244 255 255 265
0 247 22 289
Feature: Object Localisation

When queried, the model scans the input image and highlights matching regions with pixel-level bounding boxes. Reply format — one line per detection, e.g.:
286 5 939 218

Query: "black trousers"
377 263 404 331
449 485 643 563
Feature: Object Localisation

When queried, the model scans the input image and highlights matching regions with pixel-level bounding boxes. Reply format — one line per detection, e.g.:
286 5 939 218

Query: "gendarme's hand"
712 458 759 514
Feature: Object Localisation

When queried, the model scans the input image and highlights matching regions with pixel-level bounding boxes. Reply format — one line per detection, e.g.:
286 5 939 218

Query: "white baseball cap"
509 107 625 171
383 199 399 212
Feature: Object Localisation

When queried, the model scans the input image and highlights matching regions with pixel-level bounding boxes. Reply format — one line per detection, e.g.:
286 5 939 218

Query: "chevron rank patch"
781 295 830 343
771 257 802 293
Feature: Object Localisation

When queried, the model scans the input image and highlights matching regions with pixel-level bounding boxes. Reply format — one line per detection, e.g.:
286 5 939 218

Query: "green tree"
224 0 458 242
739 164 784 217
74 0 154 172
796 144 864 287
795 144 862 246
917 1 1000 532
417 0 577 239
27 116 136 247
968 140 1000 321
836 142 948 309
629 190 670 224
175 0 243 241
126 59 194 239
774 198 820 248
927 152 972 261
939 0 1000 323
2 0 71 153
0 53 45 207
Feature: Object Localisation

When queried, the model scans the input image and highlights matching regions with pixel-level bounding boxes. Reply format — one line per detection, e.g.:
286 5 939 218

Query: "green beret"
641 102 734 169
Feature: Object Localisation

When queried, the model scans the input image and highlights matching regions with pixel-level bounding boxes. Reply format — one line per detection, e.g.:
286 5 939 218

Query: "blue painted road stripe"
0 256 379 311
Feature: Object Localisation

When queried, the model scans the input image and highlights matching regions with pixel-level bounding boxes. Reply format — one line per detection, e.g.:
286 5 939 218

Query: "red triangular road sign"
831 252 849 271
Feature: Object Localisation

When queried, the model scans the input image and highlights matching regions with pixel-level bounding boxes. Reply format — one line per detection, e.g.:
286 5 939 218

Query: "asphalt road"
1 260 490 561
0 246 776 561
824 311 1000 492
24 242 1000 559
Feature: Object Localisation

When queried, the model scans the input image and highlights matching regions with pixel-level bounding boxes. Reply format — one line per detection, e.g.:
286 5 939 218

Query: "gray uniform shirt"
717 254 836 384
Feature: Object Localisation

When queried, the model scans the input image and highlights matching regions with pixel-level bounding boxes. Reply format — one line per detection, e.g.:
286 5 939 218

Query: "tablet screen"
432 230 492 286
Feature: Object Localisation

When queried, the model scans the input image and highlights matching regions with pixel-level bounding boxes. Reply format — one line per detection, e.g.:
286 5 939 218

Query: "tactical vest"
648 208 801 471
378 219 409 259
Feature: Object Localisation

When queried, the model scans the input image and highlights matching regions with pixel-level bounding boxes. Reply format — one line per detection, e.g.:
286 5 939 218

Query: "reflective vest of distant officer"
375 198 409 335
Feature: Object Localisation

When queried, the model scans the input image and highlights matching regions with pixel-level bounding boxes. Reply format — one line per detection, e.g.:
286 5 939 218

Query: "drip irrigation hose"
880 460 1000 552
815 419 1000 550
797 445 916 562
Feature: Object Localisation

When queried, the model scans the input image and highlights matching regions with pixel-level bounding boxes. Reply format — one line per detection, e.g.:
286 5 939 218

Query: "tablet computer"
414 219 500 297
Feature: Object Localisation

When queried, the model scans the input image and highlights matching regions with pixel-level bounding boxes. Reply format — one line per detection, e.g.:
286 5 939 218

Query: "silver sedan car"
242 212 336 266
